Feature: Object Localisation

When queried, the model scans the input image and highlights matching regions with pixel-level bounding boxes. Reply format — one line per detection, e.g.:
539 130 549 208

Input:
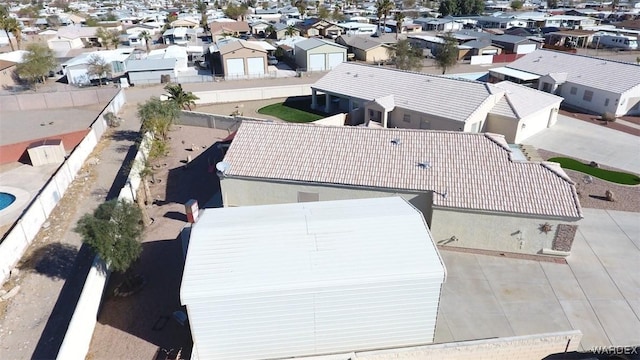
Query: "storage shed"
180 197 446 360
295 38 347 72
27 139 65 166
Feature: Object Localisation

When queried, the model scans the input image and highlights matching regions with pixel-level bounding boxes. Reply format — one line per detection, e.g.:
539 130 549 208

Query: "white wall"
515 104 559 144
192 84 311 105
430 207 577 255
557 82 622 116
56 130 153 360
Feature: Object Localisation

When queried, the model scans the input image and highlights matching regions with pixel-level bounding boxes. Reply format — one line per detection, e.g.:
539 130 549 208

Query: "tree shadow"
162 140 223 209
110 130 140 143
163 211 187 222
96 238 192 360
31 243 97 359
20 243 78 280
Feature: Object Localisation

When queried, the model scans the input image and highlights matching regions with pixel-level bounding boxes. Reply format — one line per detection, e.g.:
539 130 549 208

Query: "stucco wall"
486 113 518 143
557 82 623 116
192 84 311 105
221 47 267 76
430 207 577 255
515 104 558 144
388 107 464 131
0 88 119 112
220 177 433 223
365 46 390 63
0 129 89 165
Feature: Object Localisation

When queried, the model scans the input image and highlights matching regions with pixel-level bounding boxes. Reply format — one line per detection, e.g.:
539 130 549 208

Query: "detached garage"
218 40 268 79
295 38 347 72
181 197 446 360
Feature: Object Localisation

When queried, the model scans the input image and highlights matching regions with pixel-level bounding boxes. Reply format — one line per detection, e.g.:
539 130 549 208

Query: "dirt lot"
87 125 229 360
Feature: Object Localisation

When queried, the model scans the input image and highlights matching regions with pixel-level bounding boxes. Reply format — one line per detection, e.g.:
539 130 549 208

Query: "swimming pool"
0 192 16 211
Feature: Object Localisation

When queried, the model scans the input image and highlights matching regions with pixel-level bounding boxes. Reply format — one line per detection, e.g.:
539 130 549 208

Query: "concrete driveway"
435 208 640 351
522 114 640 174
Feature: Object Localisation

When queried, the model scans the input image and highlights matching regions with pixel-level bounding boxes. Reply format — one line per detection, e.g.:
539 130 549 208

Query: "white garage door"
225 58 245 78
309 53 325 71
327 52 344 69
247 57 265 76
516 44 537 54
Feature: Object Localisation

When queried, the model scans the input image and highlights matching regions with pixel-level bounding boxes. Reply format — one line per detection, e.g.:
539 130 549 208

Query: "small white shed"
27 139 66 166
181 197 446 360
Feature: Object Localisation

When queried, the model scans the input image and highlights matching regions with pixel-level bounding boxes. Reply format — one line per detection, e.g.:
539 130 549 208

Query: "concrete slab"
439 297 514 340
434 311 454 343
589 300 640 346
559 299 609 350
439 251 485 280
522 115 640 174
540 262 587 301
500 300 573 335
436 209 640 349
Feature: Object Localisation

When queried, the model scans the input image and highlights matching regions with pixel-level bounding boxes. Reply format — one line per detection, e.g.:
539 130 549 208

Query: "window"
604 98 610 107
542 82 552 93
570 87 577 95
583 90 593 102
297 192 319 202
403 114 411 123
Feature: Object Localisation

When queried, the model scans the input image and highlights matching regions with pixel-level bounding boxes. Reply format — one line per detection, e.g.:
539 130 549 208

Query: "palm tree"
375 0 394 36
164 83 199 110
285 25 297 38
4 17 22 50
394 12 405 40
265 24 276 39
140 30 152 53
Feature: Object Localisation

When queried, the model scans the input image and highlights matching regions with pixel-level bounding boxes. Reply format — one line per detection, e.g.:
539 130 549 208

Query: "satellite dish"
216 161 230 174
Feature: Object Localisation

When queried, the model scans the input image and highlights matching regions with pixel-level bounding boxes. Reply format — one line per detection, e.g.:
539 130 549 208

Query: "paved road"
435 208 640 351
523 114 640 174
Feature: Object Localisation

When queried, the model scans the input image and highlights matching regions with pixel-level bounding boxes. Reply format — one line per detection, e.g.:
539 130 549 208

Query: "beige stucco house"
217 40 268 79
295 38 347 72
217 121 583 257
311 62 563 144
335 35 393 63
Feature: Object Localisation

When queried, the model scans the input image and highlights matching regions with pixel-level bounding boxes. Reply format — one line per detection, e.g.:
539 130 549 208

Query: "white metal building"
181 197 446 360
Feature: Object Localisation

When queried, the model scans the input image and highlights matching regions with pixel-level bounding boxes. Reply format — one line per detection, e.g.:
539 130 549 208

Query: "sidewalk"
0 101 142 359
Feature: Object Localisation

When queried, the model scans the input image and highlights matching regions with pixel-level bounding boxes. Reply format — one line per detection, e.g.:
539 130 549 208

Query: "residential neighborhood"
0 0 639 359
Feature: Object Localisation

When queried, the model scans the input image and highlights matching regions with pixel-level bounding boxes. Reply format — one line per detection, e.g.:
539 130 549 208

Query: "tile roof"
494 80 563 119
507 49 640 94
223 121 583 219
312 62 502 123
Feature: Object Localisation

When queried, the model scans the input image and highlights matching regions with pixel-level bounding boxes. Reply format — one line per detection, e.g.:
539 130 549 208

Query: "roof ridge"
537 48 640 67
539 161 584 218
342 62 487 85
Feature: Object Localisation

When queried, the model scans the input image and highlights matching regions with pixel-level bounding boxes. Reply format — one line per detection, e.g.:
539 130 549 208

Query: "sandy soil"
87 125 229 360
537 149 640 213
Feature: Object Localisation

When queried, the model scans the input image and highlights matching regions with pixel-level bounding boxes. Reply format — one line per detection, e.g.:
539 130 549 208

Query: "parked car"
267 55 278 65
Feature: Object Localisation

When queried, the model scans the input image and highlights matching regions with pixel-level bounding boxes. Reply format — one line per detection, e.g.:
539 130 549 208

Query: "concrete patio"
435 208 640 351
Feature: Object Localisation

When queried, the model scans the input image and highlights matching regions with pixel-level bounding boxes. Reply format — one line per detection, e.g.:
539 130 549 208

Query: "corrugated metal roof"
312 62 502 123
181 197 444 301
222 121 583 219
507 49 640 94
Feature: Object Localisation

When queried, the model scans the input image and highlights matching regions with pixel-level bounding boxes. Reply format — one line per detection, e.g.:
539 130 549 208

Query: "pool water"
0 192 16 210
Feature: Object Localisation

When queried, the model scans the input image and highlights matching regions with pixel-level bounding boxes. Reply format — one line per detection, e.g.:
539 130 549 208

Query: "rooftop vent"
391 138 402 145
417 161 431 169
